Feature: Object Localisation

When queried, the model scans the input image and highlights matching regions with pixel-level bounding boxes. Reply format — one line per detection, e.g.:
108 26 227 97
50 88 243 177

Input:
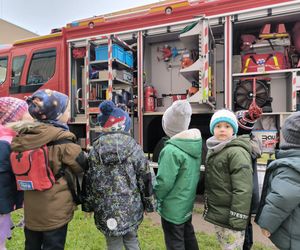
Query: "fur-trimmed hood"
166 129 202 159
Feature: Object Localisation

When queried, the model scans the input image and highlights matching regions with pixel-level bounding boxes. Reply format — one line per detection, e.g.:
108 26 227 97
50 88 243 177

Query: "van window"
27 49 56 85
0 57 8 85
11 55 26 87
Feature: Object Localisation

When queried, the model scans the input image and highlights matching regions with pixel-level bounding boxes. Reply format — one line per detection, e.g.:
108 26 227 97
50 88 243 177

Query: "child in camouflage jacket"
82 101 155 250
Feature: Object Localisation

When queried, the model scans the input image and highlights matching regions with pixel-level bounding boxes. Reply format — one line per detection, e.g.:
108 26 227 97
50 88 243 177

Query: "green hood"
166 138 202 159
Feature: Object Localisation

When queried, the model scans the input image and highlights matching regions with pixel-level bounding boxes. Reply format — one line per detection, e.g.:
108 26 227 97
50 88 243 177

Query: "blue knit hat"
98 100 131 132
27 89 68 121
210 109 238 135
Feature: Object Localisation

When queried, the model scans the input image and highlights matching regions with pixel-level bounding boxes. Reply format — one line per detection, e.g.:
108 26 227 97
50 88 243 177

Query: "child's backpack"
10 139 83 204
11 143 56 191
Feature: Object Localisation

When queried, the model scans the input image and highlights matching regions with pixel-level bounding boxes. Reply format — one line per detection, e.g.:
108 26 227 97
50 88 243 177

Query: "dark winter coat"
83 131 155 237
204 136 253 230
0 126 23 214
256 149 300 250
10 122 87 231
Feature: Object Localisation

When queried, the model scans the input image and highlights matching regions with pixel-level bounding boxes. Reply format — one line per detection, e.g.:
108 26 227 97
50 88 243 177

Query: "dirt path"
145 200 277 249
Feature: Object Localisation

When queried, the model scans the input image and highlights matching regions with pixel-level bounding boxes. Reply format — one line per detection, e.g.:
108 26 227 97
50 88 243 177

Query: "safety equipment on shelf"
72 47 86 59
181 50 194 68
144 86 157 112
234 78 273 112
242 52 288 73
187 81 199 97
240 34 256 51
259 23 289 39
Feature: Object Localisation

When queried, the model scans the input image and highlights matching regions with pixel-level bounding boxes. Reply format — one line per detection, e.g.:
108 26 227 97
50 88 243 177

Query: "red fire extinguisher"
144 86 157 112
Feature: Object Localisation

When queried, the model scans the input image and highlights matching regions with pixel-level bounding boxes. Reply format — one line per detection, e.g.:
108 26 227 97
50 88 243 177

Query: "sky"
0 0 160 35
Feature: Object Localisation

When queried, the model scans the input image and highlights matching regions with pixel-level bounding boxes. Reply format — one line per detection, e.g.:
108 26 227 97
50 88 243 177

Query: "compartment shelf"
143 108 210 116
90 59 133 70
90 78 132 86
249 38 290 49
179 22 201 49
232 68 300 77
187 90 200 103
180 58 201 82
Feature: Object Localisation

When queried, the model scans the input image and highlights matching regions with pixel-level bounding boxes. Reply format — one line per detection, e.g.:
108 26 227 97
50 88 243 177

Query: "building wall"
0 19 38 44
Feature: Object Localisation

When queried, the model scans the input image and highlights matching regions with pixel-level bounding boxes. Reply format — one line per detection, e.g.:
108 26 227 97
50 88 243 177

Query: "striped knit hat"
0 97 28 125
210 109 238 135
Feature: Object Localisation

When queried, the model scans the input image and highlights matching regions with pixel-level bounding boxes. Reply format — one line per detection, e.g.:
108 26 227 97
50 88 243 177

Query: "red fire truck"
0 0 300 158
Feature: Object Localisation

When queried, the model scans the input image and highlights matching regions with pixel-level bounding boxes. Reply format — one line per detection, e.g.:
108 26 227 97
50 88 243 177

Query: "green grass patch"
6 209 273 250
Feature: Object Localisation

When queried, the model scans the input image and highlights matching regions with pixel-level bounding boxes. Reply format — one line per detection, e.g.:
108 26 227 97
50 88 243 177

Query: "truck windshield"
27 49 56 85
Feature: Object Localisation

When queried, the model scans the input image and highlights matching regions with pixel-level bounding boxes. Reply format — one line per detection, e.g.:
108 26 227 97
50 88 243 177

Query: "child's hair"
209 109 238 135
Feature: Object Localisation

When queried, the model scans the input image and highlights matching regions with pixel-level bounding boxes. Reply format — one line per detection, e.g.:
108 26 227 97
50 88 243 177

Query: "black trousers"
24 224 68 250
161 217 199 250
243 220 253 250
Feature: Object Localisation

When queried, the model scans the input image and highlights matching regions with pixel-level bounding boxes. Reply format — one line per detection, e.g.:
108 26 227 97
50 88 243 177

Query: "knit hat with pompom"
98 100 131 132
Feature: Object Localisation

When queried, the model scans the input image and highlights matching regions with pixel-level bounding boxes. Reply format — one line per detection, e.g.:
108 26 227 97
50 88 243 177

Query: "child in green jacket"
204 109 253 250
154 100 202 250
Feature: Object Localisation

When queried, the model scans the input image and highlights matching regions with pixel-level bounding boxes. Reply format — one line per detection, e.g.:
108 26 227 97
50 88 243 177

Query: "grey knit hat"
280 111 300 149
162 100 192 137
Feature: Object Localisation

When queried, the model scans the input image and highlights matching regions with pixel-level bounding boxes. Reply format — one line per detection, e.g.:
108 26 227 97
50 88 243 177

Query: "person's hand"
261 228 271 237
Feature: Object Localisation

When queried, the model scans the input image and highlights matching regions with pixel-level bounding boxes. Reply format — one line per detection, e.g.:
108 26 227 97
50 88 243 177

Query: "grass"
6 209 274 250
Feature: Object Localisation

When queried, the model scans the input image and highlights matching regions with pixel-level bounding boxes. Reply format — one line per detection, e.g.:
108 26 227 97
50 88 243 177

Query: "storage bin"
252 130 278 153
95 44 125 62
125 51 133 67
112 70 132 82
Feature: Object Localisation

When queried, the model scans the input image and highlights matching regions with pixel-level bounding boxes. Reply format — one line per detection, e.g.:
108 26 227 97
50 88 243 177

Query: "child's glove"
261 228 271 237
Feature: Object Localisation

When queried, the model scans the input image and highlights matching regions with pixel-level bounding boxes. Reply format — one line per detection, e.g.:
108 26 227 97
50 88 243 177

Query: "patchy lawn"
6 209 274 250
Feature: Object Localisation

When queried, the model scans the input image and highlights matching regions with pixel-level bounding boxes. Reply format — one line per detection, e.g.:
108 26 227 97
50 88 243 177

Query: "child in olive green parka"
204 109 253 250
